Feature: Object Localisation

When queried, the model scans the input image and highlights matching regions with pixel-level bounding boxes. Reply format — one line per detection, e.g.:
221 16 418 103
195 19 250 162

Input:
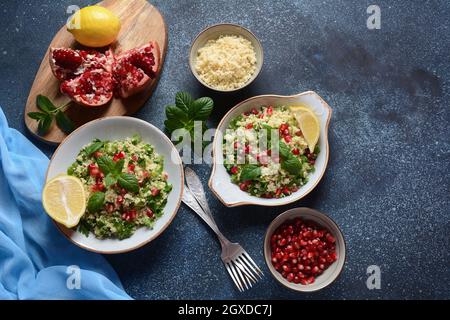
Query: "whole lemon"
68 6 121 48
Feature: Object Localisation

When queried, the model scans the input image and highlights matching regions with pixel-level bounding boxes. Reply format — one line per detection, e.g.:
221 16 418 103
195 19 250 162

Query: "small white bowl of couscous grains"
189 23 263 92
209 91 332 207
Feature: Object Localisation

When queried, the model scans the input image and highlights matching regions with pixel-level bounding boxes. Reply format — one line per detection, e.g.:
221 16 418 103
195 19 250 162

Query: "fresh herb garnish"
87 192 105 213
27 95 75 135
83 140 104 156
240 164 262 182
97 156 138 193
117 173 139 193
278 141 302 175
164 91 214 145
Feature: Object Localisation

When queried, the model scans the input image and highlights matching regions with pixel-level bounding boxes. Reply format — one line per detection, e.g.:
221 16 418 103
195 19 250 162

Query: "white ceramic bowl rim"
209 91 332 207
45 116 184 254
189 23 264 92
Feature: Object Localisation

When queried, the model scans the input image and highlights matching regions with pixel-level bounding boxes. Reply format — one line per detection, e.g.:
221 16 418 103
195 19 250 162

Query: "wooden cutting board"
24 0 167 144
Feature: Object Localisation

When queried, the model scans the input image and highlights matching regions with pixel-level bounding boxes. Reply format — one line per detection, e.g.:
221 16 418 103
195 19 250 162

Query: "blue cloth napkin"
0 108 131 300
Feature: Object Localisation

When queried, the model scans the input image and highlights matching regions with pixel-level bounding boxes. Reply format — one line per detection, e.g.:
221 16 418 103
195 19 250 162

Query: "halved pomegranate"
60 69 114 107
112 41 160 98
49 48 114 81
49 41 160 107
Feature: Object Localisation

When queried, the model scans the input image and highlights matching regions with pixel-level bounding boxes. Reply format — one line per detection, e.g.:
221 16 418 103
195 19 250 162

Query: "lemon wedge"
42 175 86 228
289 105 320 152
67 6 121 48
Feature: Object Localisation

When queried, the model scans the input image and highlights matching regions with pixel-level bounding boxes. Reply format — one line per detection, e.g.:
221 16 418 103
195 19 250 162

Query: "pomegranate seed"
295 130 303 136
284 135 292 143
292 148 300 155
131 155 138 161
151 188 160 196
244 144 251 154
239 182 248 191
116 195 124 205
113 151 125 162
146 208 154 218
244 111 250 116
279 123 289 132
105 203 115 213
93 151 103 158
287 273 294 282
230 166 238 175
233 141 240 149
251 108 259 115
275 188 282 197
282 264 291 273
267 106 273 115
326 233 336 244
128 164 135 172
245 123 253 129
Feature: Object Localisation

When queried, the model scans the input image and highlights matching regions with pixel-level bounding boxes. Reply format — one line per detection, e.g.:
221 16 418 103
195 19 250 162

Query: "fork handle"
182 187 230 247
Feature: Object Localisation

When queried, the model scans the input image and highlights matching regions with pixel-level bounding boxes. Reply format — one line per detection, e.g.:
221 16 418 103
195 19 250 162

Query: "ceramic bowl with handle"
209 91 332 207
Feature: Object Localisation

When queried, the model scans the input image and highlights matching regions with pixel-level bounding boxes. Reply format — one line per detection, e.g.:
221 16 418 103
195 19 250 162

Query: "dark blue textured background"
0 0 449 299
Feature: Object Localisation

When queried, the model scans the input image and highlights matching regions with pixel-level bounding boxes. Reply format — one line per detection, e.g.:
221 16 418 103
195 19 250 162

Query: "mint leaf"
97 156 115 175
164 118 184 133
278 141 292 159
104 173 117 188
87 192 105 213
166 104 189 122
37 114 52 135
36 95 57 114
55 111 75 134
175 91 194 113
113 159 125 175
281 156 302 175
84 140 103 156
28 112 48 121
240 165 261 182
164 92 214 152
118 173 139 193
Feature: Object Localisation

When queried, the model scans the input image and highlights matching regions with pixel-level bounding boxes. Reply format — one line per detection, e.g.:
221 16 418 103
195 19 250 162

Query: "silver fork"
182 167 263 292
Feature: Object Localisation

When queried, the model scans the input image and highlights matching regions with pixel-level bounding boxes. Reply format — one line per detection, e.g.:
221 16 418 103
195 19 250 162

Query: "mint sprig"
98 156 139 193
164 91 214 146
27 95 75 135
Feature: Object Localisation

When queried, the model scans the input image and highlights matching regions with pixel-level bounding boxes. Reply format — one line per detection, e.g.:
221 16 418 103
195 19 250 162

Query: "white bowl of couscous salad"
46 117 184 254
209 91 332 207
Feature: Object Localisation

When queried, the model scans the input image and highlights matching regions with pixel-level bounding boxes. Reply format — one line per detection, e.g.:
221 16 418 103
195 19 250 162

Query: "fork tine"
239 255 261 280
233 261 251 290
226 262 243 292
235 257 257 283
230 261 248 291
241 251 264 278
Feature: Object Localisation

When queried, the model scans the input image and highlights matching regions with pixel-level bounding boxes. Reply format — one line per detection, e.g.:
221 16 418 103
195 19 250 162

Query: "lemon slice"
42 175 86 228
289 105 311 114
67 6 121 48
289 105 320 152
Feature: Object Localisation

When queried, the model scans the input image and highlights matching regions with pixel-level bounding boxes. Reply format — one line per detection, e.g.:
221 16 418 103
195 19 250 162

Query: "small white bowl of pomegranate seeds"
264 207 346 292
